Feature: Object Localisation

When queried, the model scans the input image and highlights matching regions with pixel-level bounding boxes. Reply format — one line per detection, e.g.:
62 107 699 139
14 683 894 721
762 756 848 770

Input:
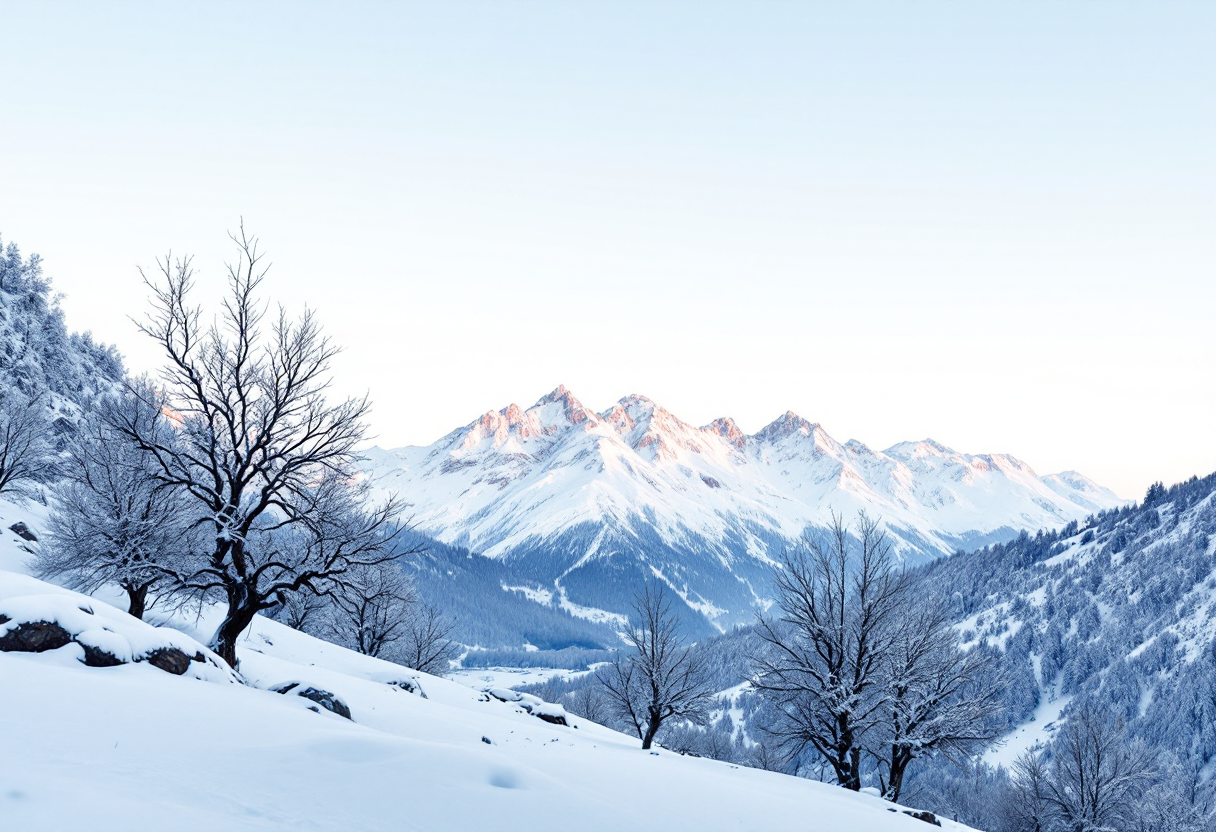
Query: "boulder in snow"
366 671 429 698
0 584 231 683
485 687 569 726
272 682 353 720
0 617 73 653
8 522 37 542
143 646 194 676
387 678 428 698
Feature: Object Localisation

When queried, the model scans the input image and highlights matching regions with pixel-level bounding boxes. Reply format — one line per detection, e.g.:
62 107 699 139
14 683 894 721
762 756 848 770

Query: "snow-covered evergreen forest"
519 474 1216 830
3 229 1215 831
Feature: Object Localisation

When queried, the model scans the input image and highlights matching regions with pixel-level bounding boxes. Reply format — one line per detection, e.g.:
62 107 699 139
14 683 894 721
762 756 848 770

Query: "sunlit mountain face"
364 385 1124 632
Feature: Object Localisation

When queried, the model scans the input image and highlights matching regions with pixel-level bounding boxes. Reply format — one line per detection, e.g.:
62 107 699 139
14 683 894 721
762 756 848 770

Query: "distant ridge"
364 385 1125 631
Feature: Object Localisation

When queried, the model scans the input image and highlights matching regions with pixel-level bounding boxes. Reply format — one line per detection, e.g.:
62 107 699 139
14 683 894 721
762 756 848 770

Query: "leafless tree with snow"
270 586 330 633
1004 750 1053 832
598 583 716 750
566 683 611 725
1042 705 1155 832
395 599 460 676
1005 705 1156 832
37 389 197 619
874 599 1006 802
751 511 908 791
322 561 416 659
111 226 411 668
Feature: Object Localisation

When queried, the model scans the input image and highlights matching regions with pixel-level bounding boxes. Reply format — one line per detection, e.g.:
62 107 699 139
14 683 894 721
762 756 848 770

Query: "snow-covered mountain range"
364 385 1124 633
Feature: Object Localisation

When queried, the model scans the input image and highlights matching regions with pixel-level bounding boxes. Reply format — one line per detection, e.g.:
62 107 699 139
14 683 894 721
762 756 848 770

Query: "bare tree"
112 227 409 667
566 683 611 725
751 511 907 791
0 390 54 499
270 586 329 633
37 390 195 619
323 562 416 658
742 736 793 774
1042 705 1155 832
1005 751 1053 832
598 583 716 750
396 600 460 676
875 600 1006 802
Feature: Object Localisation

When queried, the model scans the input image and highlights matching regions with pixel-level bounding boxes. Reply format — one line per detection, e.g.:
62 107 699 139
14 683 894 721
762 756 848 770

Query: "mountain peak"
884 438 957 460
502 402 527 425
754 410 817 443
602 394 706 461
705 417 746 449
1042 470 1125 504
532 384 595 426
534 384 575 407
370 388 1124 569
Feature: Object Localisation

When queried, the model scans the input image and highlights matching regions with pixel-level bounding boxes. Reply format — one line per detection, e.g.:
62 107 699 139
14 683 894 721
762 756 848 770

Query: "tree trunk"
125 583 148 620
211 596 260 670
843 747 862 790
886 748 911 803
641 716 661 750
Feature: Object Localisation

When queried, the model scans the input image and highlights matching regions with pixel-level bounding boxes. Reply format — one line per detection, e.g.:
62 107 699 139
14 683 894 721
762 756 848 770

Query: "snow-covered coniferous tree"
0 391 54 499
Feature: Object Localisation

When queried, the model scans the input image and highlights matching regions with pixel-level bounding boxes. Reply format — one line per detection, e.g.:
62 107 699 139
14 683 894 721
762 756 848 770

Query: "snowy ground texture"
0 502 973 832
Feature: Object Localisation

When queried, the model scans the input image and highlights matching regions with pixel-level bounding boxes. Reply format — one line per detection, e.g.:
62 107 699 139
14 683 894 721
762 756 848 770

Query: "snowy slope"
918 472 1216 780
0 258 125 433
0 567 975 831
364 386 1124 631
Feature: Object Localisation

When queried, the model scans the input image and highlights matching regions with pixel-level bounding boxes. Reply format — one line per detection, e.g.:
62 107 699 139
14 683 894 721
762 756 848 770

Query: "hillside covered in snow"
895 473 1216 824
0 517 971 832
365 385 1124 635
0 235 124 431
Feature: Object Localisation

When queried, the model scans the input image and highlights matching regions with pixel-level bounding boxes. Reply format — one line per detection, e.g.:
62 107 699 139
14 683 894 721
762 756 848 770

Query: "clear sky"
1 2 1213 499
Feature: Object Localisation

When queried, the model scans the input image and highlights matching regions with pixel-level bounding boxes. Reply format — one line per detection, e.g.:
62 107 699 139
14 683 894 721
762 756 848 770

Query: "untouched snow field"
0 496 973 832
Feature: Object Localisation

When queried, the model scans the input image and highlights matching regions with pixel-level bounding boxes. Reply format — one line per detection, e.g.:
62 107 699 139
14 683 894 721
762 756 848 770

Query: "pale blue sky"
1 2 1213 497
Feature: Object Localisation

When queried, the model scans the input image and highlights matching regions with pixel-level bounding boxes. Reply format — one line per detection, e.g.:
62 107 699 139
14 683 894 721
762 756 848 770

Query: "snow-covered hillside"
365 385 1124 632
0 238 124 427
0 504 972 832
911 472 1216 807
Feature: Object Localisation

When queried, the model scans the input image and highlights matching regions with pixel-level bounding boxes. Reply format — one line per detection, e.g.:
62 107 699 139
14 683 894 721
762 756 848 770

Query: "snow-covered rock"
270 681 354 719
0 572 234 682
485 687 570 725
